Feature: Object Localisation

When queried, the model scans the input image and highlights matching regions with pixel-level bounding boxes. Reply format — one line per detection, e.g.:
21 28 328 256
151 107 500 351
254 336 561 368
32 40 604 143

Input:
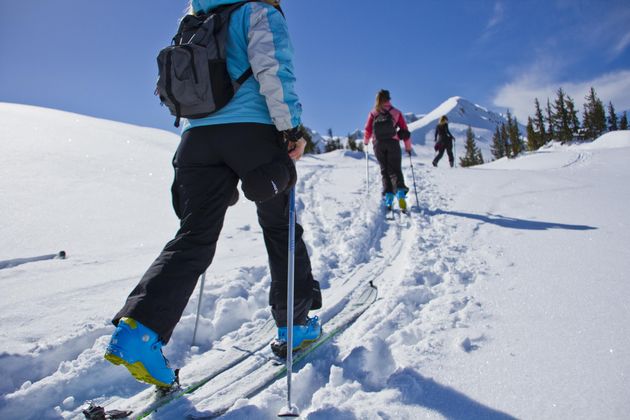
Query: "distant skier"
363 89 412 211
433 115 456 167
104 0 321 388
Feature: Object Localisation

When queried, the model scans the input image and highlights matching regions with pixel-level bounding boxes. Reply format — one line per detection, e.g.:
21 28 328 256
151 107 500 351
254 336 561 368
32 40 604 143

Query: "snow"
1 102 629 419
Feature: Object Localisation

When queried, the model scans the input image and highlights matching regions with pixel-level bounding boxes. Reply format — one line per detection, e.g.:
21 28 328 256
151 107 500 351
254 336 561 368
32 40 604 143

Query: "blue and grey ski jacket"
182 0 302 132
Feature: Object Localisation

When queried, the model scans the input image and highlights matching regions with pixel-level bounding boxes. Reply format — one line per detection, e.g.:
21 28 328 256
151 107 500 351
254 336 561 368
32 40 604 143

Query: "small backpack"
156 1 256 127
372 109 397 141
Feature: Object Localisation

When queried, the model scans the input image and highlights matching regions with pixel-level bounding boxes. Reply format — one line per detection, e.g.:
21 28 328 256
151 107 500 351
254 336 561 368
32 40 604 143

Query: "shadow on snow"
426 209 597 231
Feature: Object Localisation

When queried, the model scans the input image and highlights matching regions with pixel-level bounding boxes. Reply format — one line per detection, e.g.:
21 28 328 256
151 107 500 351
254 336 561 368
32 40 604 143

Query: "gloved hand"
282 126 307 161
288 138 306 161
406 150 412 157
398 128 411 140
282 126 304 143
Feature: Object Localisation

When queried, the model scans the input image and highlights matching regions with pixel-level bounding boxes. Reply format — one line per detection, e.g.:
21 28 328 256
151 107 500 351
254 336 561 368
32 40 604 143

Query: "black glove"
397 128 411 140
282 126 304 143
406 150 412 157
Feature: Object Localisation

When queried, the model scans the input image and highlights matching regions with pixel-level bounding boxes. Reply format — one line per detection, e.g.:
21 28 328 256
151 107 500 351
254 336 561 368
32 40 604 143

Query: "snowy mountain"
1 103 629 419
408 96 506 144
408 96 526 161
404 112 424 124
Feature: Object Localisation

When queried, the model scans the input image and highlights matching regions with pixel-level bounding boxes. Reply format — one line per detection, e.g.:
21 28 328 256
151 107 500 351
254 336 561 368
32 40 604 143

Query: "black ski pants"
433 142 454 166
374 138 407 195
113 123 320 343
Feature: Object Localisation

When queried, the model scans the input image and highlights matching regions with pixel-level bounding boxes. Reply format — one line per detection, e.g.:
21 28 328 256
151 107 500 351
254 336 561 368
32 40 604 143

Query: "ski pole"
365 146 370 196
452 139 457 168
278 187 299 417
408 153 420 210
191 271 206 347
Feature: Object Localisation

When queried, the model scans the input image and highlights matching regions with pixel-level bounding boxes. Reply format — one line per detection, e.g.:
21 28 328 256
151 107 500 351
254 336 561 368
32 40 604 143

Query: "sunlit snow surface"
1 103 629 419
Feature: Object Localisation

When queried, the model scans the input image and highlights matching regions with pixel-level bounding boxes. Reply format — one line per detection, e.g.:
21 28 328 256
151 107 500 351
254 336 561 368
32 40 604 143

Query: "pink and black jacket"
363 102 412 152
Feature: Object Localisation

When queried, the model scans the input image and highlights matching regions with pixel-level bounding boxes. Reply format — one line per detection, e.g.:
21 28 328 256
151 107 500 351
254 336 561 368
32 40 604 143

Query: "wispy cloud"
486 1 505 30
571 4 630 61
493 69 630 121
477 1 505 42
612 31 630 58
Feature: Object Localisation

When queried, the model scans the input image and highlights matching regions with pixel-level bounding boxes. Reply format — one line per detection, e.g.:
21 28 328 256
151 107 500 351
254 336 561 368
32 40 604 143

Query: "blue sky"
1 0 629 136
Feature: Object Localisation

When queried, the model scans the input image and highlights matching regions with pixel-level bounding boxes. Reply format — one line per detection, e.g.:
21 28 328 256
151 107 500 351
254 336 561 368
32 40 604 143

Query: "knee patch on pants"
241 155 297 203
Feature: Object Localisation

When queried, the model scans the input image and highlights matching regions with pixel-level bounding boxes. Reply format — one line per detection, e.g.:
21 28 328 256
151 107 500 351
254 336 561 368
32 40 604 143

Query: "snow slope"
1 103 629 419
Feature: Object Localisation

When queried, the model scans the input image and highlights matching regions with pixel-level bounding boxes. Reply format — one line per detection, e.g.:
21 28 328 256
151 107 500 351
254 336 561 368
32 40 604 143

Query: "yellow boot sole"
398 198 407 211
104 352 172 388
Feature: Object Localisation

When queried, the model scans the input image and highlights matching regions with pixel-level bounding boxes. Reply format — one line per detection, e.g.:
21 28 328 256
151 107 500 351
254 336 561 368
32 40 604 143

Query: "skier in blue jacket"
105 0 322 388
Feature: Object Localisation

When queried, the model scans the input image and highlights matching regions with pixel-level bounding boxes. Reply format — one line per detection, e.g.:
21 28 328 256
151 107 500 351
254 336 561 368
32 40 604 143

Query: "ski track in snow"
185 155 493 419
0 149 491 419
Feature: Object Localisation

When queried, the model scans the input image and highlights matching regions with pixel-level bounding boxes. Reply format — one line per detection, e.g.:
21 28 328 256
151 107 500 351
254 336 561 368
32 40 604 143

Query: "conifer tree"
583 87 607 139
551 88 573 143
607 102 618 131
301 126 317 154
546 98 555 142
526 117 538 151
620 111 628 130
346 133 357 151
491 125 505 160
500 122 510 158
324 127 344 152
476 148 484 164
533 98 547 148
507 112 523 156
460 126 484 167
566 95 580 140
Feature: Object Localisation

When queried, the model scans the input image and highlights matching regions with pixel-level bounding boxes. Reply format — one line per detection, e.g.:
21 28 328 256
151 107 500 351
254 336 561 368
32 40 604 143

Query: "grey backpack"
156 1 255 127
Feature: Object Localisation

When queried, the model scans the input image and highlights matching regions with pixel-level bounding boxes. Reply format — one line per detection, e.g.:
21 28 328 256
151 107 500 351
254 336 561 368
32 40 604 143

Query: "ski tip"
57 250 67 259
278 405 300 417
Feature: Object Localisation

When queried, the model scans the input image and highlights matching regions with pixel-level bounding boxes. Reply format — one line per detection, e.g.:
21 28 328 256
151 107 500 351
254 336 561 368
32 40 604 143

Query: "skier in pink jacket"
364 89 412 211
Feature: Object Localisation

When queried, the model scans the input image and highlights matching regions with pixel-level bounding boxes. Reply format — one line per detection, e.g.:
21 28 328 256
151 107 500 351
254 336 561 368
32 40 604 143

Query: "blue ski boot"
396 188 408 213
384 192 395 210
104 317 176 388
271 316 322 359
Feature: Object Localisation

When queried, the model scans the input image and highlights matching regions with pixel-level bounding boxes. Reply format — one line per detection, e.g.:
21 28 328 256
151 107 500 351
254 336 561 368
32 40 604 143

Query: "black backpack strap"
236 67 253 85
215 1 259 86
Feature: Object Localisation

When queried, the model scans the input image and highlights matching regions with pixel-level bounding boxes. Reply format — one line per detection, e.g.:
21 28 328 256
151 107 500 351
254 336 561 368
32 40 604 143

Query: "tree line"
525 86 627 151
465 86 628 166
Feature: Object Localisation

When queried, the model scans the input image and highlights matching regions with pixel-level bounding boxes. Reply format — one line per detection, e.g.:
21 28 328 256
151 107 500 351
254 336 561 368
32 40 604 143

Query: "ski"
397 208 410 227
133 333 274 420
99 283 376 419
0 250 66 270
187 281 378 419
385 208 409 226
99 318 276 420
